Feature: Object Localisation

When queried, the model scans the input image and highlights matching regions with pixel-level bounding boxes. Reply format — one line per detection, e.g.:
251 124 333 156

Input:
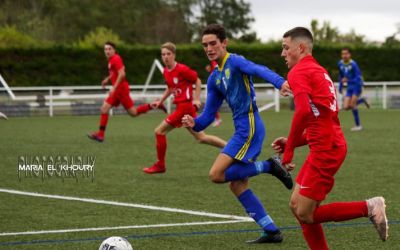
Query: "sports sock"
313 201 368 223
352 108 360 126
357 97 366 105
238 189 278 232
215 112 220 120
98 113 108 137
155 134 167 167
224 161 271 182
136 104 151 115
301 223 329 250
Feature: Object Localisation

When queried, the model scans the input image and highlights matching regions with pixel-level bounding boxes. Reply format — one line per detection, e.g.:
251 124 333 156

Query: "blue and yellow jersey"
193 52 285 131
338 59 363 91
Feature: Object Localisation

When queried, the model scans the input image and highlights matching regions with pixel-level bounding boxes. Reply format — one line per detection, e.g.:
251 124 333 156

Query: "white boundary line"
0 188 251 221
0 220 250 236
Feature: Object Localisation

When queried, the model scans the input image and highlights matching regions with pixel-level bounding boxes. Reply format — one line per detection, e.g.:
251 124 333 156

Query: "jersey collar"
218 53 230 71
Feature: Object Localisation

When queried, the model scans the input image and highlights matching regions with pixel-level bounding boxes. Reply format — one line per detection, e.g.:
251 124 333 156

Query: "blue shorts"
346 85 362 97
222 112 265 163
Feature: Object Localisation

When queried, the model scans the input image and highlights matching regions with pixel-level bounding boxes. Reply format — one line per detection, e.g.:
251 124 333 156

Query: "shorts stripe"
235 76 255 160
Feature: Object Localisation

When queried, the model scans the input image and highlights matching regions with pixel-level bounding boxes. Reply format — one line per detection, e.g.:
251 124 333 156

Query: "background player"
338 47 369 131
182 24 293 244
274 27 388 249
205 60 222 127
88 41 166 142
143 42 227 174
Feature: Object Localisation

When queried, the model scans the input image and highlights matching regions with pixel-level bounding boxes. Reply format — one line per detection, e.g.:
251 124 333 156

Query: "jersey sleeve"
180 65 198 83
288 70 312 97
193 75 224 132
231 55 285 89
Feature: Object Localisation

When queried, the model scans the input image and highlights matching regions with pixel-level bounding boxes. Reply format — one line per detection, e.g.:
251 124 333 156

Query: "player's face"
341 50 351 62
161 48 176 69
281 37 301 69
202 34 227 62
104 45 115 59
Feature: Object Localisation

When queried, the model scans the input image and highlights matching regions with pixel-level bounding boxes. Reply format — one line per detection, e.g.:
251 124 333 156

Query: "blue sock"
357 97 365 105
224 161 271 182
238 189 278 232
352 108 360 126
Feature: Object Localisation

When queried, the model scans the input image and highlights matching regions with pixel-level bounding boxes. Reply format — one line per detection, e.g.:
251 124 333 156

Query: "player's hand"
342 77 348 83
284 163 296 172
182 115 195 128
193 100 201 110
101 79 108 89
271 137 287 154
280 81 291 97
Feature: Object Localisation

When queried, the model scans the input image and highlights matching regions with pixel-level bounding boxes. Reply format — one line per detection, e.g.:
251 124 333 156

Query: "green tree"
75 27 125 48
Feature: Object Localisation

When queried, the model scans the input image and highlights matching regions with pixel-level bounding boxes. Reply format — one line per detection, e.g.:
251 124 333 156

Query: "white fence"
0 82 399 117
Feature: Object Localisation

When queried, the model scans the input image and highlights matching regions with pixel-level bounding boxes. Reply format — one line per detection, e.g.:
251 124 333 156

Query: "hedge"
1 45 400 87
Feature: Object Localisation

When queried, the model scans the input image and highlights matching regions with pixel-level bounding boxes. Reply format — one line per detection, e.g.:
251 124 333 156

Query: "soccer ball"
99 236 133 250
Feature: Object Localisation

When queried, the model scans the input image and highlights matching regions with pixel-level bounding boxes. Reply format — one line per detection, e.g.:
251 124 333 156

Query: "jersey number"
324 73 337 112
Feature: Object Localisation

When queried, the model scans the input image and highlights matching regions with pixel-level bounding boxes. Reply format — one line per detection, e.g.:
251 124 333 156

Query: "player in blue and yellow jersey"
182 24 293 244
338 48 369 131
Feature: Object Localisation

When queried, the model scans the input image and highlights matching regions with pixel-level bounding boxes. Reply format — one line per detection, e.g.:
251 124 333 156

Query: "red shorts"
296 145 347 201
165 102 197 128
105 85 134 110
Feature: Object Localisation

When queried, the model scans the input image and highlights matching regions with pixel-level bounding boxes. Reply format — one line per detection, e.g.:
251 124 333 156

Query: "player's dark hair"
341 47 351 53
202 24 227 42
104 41 116 49
283 27 313 44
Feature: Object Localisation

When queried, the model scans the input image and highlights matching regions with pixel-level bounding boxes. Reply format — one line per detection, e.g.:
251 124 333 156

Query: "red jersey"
288 55 346 151
210 61 218 72
163 63 198 104
108 54 129 87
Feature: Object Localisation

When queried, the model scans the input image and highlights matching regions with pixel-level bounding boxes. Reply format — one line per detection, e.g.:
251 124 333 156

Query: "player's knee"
100 106 109 114
296 210 314 224
208 169 224 183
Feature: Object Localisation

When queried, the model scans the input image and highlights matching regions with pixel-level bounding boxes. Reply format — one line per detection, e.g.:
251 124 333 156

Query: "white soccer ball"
99 236 133 250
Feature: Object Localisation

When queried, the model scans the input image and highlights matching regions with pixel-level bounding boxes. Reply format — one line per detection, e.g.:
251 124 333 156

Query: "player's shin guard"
301 223 329 250
238 189 278 232
313 201 368 223
98 113 109 137
156 134 167 167
224 161 270 182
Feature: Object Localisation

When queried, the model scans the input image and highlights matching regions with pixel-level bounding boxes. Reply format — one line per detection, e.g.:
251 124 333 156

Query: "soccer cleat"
367 196 389 241
351 126 363 132
267 156 293 190
143 162 166 174
364 99 370 109
212 118 222 127
246 231 283 244
87 132 104 142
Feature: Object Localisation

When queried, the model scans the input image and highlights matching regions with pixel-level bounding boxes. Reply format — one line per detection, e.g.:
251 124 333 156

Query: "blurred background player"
143 42 227 174
275 27 388 250
338 47 369 131
88 41 166 142
205 60 222 127
183 24 293 244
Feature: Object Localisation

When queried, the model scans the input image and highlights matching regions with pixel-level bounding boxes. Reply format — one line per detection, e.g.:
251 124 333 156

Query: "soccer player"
338 48 369 131
205 60 222 127
182 24 293 244
273 27 388 249
88 41 166 142
143 42 227 174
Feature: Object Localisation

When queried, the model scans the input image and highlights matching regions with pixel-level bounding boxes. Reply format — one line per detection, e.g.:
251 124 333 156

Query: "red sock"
301 223 329 250
156 134 167 167
215 112 220 119
136 104 151 115
313 201 368 223
98 113 109 137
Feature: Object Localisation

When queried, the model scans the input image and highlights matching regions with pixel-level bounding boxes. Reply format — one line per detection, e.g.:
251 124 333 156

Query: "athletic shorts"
345 85 362 97
165 102 197 128
222 112 265 164
296 145 347 201
105 84 134 109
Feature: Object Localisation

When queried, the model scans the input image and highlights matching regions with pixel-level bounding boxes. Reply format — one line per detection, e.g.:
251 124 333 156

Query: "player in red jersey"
205 60 222 127
88 41 166 142
272 27 388 249
143 42 226 174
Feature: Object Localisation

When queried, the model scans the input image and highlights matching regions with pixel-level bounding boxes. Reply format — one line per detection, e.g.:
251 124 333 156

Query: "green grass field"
0 109 399 249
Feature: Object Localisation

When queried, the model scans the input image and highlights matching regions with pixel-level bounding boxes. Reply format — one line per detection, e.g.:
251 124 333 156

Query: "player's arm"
193 78 202 109
101 76 110 88
282 94 311 165
113 68 125 89
152 86 172 108
188 78 223 131
338 62 344 93
232 55 285 89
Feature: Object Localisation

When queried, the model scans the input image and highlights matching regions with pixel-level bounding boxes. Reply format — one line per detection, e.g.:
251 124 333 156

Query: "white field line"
0 220 251 236
0 188 251 221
